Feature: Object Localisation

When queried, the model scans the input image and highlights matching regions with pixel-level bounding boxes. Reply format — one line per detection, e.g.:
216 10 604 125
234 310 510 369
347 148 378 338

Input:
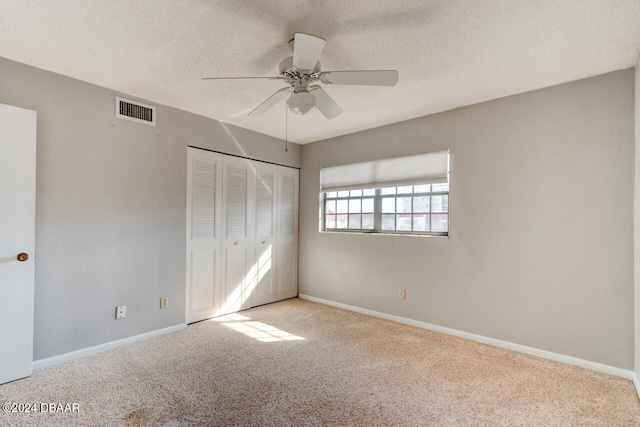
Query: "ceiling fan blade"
311 86 343 119
292 33 326 72
248 87 290 116
320 70 399 86
202 76 282 80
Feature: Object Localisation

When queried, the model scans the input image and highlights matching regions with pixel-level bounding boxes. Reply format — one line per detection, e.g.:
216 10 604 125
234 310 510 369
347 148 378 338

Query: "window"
324 189 376 231
320 151 449 236
323 183 449 235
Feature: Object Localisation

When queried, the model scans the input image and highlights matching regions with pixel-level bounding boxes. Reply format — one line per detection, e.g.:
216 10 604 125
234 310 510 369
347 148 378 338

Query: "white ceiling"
1 1 639 144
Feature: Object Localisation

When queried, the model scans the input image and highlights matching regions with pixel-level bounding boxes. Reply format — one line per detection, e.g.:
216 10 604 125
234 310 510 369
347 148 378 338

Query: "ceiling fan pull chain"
285 102 288 152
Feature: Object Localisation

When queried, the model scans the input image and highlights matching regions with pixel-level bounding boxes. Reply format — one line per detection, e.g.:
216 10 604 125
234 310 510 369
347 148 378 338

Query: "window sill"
319 230 449 238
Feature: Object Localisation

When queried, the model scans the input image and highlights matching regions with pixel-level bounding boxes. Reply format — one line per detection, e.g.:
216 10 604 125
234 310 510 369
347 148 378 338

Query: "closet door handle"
233 242 238 246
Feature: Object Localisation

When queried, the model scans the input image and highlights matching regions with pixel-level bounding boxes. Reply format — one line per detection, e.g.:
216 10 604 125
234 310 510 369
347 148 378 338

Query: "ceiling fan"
203 33 399 120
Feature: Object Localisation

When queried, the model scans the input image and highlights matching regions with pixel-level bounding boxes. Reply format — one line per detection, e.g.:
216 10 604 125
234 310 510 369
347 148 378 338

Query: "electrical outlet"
115 305 126 319
399 289 406 300
160 297 169 309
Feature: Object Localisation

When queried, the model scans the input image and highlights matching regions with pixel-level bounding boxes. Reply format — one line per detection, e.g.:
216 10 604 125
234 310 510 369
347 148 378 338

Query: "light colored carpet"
0 298 638 426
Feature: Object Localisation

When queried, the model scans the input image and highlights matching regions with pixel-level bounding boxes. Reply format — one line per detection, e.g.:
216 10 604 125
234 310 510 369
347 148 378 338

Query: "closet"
185 147 298 323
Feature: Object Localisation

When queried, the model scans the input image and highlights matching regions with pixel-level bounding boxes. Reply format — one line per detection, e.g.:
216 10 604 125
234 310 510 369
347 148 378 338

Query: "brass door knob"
17 253 29 262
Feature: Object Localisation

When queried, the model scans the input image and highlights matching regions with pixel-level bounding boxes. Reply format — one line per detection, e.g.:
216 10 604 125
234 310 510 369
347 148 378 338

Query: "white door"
277 167 299 300
220 156 255 315
186 148 223 323
0 103 36 384
251 161 278 307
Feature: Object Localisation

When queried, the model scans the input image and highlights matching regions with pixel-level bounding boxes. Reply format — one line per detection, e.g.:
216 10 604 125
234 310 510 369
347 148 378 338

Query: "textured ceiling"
1 1 639 144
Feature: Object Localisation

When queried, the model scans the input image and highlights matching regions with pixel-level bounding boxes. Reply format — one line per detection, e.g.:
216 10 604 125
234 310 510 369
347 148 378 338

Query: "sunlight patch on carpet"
221 320 304 342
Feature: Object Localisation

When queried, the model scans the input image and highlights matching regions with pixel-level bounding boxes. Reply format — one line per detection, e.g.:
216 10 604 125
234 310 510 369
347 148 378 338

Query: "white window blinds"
320 150 449 193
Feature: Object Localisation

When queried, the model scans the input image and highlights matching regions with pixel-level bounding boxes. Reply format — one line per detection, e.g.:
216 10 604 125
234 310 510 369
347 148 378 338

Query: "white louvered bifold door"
186 148 223 323
277 166 299 300
250 161 278 307
220 156 255 315
186 150 298 320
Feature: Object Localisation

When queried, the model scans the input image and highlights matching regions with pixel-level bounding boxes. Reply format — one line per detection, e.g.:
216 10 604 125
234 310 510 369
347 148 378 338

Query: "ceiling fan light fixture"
287 90 316 115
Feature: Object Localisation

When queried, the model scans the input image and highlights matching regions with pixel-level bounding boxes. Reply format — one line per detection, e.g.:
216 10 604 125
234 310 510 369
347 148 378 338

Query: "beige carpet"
0 298 638 426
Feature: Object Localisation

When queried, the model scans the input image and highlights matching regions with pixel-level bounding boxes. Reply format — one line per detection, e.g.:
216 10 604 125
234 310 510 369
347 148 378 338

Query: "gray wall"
0 57 300 360
299 69 635 369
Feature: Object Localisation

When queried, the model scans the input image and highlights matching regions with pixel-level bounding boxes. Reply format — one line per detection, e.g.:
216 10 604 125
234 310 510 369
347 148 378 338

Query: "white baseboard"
299 294 634 381
33 323 187 371
633 373 640 400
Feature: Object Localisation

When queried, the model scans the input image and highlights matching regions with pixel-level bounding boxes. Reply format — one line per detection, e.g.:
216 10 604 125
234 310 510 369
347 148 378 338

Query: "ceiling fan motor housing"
279 56 322 115
279 57 321 82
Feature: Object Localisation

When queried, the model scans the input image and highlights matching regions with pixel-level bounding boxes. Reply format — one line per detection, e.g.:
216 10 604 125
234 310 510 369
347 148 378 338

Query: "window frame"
322 183 449 237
